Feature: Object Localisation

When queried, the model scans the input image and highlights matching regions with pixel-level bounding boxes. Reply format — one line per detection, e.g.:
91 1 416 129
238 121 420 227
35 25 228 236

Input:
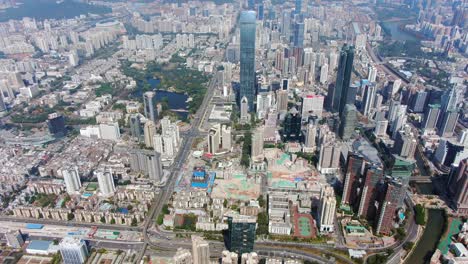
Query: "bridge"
409 176 432 183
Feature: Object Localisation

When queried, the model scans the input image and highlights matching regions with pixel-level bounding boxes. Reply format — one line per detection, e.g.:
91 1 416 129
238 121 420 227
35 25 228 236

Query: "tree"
100 216 106 223
131 217 138 226
414 204 426 225
162 204 170 214
403 241 414 251
256 212 269 235
110 218 116 224
257 195 265 208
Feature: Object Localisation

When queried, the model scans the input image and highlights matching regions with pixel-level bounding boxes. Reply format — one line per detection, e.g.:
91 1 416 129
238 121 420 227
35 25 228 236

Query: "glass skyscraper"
226 216 256 255
330 45 355 115
239 11 256 112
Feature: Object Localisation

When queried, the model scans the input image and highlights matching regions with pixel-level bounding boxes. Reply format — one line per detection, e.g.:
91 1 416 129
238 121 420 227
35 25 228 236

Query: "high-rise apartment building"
448 159 468 216
144 121 157 148
341 154 365 208
375 181 402 235
357 166 383 220
318 141 341 174
422 104 440 132
362 85 376 117
251 126 264 158
62 167 81 194
173 248 193 264
318 186 336 233
129 114 143 141
393 128 417 159
192 236 210 264
338 104 357 140
95 168 115 196
129 149 163 181
239 11 256 111
208 124 232 154
301 94 324 120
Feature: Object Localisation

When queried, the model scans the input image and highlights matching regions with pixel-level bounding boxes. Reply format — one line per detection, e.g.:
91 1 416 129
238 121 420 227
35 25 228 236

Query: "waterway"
380 20 418 42
405 209 445 264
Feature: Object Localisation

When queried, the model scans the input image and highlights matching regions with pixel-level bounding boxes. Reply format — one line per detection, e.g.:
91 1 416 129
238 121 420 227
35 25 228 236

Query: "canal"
405 209 445 264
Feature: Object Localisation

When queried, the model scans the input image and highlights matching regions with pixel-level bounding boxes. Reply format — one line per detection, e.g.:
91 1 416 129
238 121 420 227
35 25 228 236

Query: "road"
366 42 410 84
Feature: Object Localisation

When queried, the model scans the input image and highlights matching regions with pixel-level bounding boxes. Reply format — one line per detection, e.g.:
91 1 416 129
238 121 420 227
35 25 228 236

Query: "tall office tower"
276 90 288 112
144 121 157 148
99 122 121 141
173 248 193 264
374 112 388 137
251 126 264 157
318 141 341 174
208 124 232 154
293 22 304 47
330 45 355 115
241 252 259 264
368 66 377 82
341 154 365 208
357 166 383 220
95 168 115 196
222 250 238 264
192 236 210 264
393 128 417 159
62 167 81 194
281 10 291 40
47 113 66 137
239 11 256 112
282 107 302 141
304 123 317 150
68 50 79 67
338 104 357 140
362 85 376 117
147 151 163 181
422 104 440 132
295 0 302 14
59 237 89 264
390 155 415 188
437 110 459 137
129 114 142 141
247 0 254 10
221 125 232 150
409 90 428 113
318 186 336 233
448 159 468 215
5 230 24 249
319 63 328 84
301 94 324 120
375 181 402 235
226 215 256 254
328 52 338 72
143 91 157 123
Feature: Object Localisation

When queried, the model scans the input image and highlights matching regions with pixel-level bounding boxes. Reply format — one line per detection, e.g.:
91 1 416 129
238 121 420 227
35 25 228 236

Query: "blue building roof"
27 240 52 251
26 223 44 229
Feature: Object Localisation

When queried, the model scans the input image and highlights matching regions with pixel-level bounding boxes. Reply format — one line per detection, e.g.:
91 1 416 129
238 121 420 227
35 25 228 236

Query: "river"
380 20 418 42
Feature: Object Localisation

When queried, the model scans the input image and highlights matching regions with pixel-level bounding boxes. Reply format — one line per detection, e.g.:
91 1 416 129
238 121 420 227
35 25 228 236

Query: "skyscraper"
295 0 302 14
130 149 163 181
192 236 209 264
59 237 89 264
129 114 143 141
362 85 376 117
143 91 157 123
390 155 415 188
226 215 256 255
240 96 250 124
357 166 383 220
293 22 304 48
338 104 357 140
330 45 355 115
96 168 115 196
448 159 468 215
318 186 336 233
341 154 365 208
437 110 459 137
393 128 417 159
62 167 81 194
173 248 193 264
422 104 440 132
239 11 256 112
375 181 402 235
144 121 157 148
0 95 6 113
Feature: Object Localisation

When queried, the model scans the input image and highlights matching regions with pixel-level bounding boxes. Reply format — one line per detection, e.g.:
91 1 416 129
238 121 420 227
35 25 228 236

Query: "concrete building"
304 123 317 151
393 127 417 159
59 237 89 264
318 141 341 174
62 167 81 194
129 114 142 141
240 96 251 124
448 159 468 216
338 104 357 140
422 104 440 132
301 94 324 120
95 168 115 196
241 252 259 264
192 235 210 264
375 181 402 235
362 85 376 117
374 112 388 137
99 122 120 141
208 124 232 154
129 149 163 182
221 250 238 264
318 186 336 233
276 89 288 113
